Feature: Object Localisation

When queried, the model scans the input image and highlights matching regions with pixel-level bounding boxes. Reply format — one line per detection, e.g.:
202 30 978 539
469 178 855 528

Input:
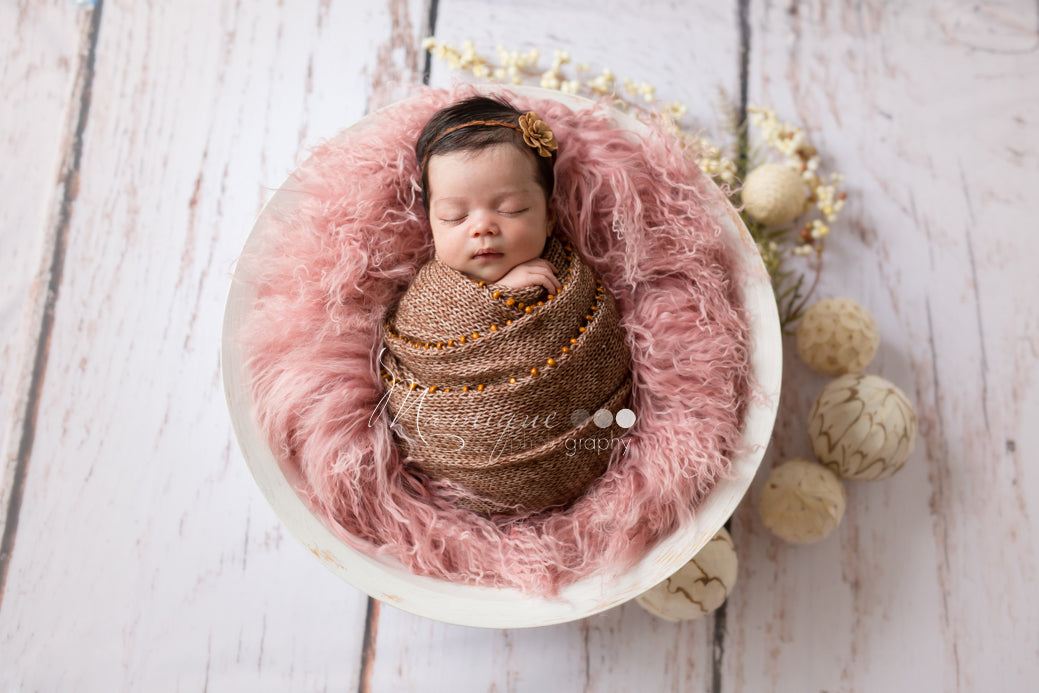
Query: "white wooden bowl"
221 87 782 628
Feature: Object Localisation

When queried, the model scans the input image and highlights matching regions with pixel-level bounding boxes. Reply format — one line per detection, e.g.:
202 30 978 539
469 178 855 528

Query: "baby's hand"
495 259 563 294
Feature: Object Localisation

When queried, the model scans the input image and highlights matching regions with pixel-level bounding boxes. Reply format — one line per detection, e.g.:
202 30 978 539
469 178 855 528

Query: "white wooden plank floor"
1 1 1036 691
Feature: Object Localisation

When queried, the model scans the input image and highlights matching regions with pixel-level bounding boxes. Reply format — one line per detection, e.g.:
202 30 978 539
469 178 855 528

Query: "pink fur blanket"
241 85 750 595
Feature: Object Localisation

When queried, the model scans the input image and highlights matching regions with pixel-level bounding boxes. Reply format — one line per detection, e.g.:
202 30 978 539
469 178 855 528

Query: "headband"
421 111 558 172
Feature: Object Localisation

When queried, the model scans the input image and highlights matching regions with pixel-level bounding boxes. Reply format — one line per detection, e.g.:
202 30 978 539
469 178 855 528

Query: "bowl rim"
221 85 782 628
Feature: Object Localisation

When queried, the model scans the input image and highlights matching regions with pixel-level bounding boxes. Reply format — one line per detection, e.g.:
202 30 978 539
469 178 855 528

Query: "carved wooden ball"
808 373 918 481
741 163 806 226
635 528 738 621
759 458 846 543
796 297 880 376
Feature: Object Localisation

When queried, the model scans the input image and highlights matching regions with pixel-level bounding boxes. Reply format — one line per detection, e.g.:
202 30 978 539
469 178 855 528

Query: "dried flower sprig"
422 38 846 330
748 106 846 253
421 37 686 123
740 106 847 326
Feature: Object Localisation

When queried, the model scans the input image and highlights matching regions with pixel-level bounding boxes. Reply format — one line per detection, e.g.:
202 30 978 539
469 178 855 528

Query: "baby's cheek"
433 238 465 269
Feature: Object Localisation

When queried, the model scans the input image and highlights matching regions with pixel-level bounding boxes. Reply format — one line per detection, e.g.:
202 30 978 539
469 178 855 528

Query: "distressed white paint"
2 0 1038 690
0 0 427 689
726 2 1039 692
0 0 85 539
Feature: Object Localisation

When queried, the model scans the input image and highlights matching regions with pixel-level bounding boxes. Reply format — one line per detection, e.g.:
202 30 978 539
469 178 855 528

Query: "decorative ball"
741 163 806 226
759 458 846 543
636 528 738 621
796 297 880 376
808 373 918 481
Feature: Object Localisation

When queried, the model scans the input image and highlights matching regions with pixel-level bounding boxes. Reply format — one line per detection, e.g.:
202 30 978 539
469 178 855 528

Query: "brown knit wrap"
379 235 632 514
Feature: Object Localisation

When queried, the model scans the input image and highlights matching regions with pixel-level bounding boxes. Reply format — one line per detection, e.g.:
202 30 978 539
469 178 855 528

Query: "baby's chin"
434 253 506 283
454 261 509 284
461 267 508 283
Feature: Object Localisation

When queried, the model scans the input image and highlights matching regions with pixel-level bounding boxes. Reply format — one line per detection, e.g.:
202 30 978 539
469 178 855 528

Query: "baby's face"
426 143 550 283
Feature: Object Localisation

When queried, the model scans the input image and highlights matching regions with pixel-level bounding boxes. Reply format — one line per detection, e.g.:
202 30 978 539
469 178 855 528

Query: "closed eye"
500 208 529 216
438 216 466 224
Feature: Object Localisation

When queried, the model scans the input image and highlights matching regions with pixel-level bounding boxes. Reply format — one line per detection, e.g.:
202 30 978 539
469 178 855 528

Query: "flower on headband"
518 111 558 158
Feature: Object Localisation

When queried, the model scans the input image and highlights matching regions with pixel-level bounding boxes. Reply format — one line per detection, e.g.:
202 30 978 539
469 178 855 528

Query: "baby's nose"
469 210 499 236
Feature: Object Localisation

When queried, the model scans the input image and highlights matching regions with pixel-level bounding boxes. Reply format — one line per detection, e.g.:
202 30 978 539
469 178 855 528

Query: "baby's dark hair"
416 95 555 212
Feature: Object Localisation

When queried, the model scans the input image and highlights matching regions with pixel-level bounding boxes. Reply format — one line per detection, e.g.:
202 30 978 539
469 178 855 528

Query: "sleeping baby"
378 95 632 515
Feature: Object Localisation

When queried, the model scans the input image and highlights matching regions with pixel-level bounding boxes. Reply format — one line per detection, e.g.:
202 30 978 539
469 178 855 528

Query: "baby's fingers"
531 266 562 294
532 260 563 293
547 269 563 294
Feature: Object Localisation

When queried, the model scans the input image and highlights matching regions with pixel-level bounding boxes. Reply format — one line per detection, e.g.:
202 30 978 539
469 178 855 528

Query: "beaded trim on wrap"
379 235 632 514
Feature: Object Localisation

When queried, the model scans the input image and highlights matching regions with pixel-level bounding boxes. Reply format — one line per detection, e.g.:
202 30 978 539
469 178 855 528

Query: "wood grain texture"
0 0 86 548
425 0 743 136
0 0 427 689
372 600 725 693
725 1 1039 691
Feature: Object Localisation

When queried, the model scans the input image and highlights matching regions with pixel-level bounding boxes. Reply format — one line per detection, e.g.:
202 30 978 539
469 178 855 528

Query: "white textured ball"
741 163 806 226
636 528 738 621
759 459 846 543
808 373 918 481
796 297 880 376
